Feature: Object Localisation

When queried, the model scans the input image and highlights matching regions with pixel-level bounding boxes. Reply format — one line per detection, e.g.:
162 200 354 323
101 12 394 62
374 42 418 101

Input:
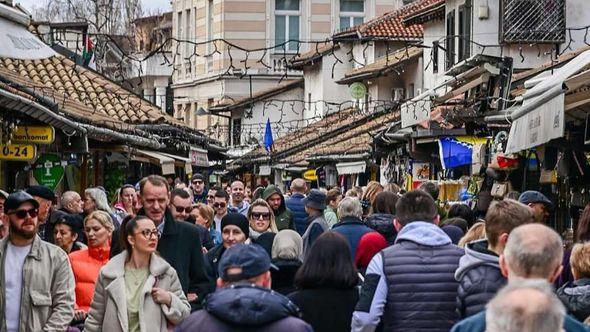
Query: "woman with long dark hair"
288 232 359 332
85 215 190 331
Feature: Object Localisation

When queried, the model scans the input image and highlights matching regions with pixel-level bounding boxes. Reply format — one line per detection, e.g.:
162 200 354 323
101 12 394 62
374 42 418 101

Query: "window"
176 11 182 66
500 0 565 43
458 0 471 62
446 10 456 70
275 0 300 52
340 0 364 30
207 0 214 71
185 9 191 58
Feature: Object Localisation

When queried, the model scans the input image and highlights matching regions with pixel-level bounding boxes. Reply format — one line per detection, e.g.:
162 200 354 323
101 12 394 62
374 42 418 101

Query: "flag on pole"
264 118 274 152
438 136 488 169
83 35 96 69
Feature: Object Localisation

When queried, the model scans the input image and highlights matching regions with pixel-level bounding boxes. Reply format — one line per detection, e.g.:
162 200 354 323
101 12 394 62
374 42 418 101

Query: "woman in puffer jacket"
557 242 590 322
364 191 398 245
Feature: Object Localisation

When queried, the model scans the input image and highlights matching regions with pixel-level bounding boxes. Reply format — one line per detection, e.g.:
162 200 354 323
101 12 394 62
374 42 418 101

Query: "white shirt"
5 242 32 332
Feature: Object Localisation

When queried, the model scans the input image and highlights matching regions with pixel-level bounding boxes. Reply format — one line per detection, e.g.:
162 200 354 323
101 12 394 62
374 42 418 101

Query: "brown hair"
193 203 214 229
458 222 486 247
325 188 341 204
571 242 590 279
485 199 534 247
395 190 438 226
119 215 154 262
371 191 398 215
576 203 590 242
139 175 169 196
362 181 384 205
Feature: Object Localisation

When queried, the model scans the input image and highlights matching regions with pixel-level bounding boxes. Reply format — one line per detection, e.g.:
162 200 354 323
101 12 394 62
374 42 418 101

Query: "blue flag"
264 118 274 152
438 136 488 169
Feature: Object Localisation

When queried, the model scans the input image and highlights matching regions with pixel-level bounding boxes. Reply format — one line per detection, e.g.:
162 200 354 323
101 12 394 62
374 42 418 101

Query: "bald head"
290 178 307 194
486 279 565 332
501 223 563 281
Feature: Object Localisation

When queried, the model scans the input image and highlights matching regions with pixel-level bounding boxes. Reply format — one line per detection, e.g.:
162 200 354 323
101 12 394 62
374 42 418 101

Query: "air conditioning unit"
392 88 406 101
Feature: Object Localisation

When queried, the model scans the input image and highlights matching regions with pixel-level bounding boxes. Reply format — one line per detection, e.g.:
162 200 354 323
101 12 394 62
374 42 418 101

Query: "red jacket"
69 243 110 312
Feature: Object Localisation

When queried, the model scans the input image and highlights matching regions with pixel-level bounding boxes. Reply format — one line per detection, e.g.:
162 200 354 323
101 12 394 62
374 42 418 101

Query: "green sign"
33 154 64 190
349 82 367 100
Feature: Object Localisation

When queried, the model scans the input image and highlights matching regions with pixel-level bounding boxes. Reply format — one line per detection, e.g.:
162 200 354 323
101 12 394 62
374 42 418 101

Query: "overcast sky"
15 0 172 14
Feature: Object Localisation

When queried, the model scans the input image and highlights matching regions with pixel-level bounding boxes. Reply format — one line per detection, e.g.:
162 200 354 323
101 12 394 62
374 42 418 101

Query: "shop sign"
303 169 318 181
33 154 65 190
190 148 209 167
349 82 367 100
13 126 55 144
0 143 36 161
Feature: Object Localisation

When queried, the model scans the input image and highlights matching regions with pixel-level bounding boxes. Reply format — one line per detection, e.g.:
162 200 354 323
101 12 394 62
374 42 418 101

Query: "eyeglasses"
171 204 192 214
192 180 204 185
251 212 270 220
213 202 226 209
138 229 161 239
9 208 39 219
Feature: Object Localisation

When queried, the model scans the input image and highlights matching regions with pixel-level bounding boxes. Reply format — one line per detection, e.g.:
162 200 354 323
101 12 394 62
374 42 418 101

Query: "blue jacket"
175 284 312 332
451 310 588 332
332 216 374 257
286 193 308 235
454 239 506 318
352 221 464 332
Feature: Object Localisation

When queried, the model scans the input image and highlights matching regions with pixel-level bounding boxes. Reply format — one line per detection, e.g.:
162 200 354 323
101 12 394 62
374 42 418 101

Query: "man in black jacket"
454 199 534 317
176 243 312 332
111 175 211 310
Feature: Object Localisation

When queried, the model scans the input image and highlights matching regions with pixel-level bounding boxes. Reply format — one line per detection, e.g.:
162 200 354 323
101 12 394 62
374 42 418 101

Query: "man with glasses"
169 188 213 250
229 180 249 216
191 174 208 204
26 185 56 242
0 191 75 331
207 187 219 206
212 190 237 237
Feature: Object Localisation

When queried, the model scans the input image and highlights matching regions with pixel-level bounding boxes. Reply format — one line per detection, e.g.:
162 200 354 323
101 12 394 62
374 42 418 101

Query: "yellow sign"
303 169 318 181
13 126 55 144
0 144 36 161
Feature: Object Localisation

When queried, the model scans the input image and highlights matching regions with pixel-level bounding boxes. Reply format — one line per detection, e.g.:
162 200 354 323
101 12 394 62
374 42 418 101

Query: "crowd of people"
1 174 590 331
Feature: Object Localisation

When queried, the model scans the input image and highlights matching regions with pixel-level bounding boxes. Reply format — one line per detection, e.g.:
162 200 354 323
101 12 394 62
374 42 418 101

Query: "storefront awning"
336 161 366 175
134 150 175 175
159 152 192 174
505 49 590 154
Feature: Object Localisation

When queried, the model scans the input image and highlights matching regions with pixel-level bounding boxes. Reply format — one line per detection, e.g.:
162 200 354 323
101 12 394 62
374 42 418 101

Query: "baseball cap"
4 191 40 214
26 185 55 202
218 243 274 282
191 173 205 182
518 191 553 209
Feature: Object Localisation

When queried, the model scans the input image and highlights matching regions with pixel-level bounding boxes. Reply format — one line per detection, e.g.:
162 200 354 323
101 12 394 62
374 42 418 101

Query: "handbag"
491 182 509 198
539 169 558 184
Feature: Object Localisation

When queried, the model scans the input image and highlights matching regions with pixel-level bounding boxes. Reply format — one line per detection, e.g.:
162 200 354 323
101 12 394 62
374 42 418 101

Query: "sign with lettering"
190 148 209 167
32 154 65 190
0 143 36 161
303 169 318 181
506 94 564 154
13 126 55 144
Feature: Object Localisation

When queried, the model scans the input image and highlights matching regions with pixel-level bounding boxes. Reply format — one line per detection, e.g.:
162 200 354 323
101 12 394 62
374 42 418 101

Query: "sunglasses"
9 208 39 219
251 212 271 220
171 204 192 214
192 180 204 185
138 229 161 239
213 202 226 209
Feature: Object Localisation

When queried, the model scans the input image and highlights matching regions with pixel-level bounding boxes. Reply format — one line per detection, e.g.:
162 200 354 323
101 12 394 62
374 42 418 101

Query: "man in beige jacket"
0 191 75 332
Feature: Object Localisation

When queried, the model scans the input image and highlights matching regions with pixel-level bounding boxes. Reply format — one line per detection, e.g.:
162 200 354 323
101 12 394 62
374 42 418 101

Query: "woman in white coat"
85 215 190 332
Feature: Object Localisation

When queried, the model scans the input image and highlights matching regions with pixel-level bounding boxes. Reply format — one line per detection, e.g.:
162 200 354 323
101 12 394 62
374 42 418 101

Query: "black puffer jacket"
175 284 312 332
364 213 397 245
454 239 506 318
557 278 590 322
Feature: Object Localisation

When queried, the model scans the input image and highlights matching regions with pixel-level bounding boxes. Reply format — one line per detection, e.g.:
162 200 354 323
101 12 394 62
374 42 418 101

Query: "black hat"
191 173 205 181
518 190 553 209
221 213 249 239
55 213 82 233
218 243 271 282
26 185 55 202
302 189 326 210
4 191 40 214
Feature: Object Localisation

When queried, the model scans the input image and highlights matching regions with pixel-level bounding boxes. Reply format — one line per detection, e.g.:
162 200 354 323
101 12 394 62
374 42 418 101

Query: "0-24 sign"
0 143 36 161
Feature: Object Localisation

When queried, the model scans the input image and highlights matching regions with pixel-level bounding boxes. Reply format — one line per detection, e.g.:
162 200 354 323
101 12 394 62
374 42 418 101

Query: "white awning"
336 161 366 175
135 150 175 175
159 152 192 174
0 15 56 59
505 49 590 154
259 165 272 176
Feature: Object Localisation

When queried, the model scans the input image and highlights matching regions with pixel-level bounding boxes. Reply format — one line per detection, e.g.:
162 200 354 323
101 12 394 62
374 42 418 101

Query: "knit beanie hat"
221 213 250 239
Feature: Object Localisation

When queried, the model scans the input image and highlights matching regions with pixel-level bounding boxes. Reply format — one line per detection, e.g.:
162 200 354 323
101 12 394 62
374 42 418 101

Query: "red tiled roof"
335 0 441 40
403 0 446 26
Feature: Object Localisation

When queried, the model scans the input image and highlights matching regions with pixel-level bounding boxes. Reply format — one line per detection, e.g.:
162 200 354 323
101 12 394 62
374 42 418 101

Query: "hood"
365 213 397 243
262 185 286 213
454 239 499 280
395 221 451 247
205 284 300 326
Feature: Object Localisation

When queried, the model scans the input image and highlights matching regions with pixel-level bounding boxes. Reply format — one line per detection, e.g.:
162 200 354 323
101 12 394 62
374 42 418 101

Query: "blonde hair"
362 181 384 205
84 210 115 233
458 221 486 247
193 203 214 229
247 199 278 233
571 242 590 279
